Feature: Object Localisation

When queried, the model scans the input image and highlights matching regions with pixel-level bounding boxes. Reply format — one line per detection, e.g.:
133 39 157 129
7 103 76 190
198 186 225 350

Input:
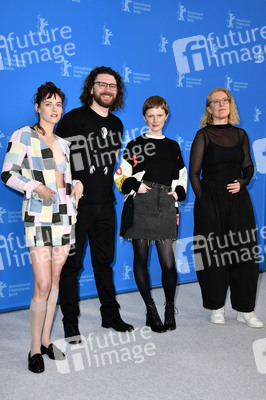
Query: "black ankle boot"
164 301 177 331
146 299 166 333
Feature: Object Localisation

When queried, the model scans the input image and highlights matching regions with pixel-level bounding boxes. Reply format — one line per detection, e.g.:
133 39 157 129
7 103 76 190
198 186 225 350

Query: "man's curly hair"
79 66 125 111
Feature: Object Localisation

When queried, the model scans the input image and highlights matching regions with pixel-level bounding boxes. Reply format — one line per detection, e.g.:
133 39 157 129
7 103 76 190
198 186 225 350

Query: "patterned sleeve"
114 143 141 194
1 129 41 199
173 143 187 202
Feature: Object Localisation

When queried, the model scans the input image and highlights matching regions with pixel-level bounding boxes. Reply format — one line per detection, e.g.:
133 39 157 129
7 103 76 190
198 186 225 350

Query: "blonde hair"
199 88 240 128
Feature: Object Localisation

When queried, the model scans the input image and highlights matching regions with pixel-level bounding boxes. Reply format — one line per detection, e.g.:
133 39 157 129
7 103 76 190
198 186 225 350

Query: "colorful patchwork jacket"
1 126 78 224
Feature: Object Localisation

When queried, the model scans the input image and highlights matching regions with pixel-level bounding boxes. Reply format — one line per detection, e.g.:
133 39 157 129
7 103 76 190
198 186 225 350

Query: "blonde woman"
189 88 263 328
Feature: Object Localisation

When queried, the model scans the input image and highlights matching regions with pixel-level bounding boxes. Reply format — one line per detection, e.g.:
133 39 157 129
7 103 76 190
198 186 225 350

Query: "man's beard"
93 92 117 108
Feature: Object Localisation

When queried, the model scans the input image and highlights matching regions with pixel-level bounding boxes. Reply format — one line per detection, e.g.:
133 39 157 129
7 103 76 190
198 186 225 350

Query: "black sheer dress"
189 124 259 312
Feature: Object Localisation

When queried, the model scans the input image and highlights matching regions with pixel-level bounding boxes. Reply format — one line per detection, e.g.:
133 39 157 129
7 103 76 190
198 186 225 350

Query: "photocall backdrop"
0 0 265 312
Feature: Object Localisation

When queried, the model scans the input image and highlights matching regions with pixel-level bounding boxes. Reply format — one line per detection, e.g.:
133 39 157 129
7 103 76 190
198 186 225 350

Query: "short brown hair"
142 96 169 116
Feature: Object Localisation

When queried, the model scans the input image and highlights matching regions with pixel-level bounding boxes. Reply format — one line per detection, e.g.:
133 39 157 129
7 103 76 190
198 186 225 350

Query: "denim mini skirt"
123 180 177 240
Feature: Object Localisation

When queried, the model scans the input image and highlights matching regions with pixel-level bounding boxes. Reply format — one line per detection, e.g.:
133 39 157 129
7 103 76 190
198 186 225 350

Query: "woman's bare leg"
29 246 52 355
41 245 70 347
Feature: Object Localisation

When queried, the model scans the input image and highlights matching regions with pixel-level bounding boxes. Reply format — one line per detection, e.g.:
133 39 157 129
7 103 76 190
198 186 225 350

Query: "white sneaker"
237 312 264 328
210 307 225 324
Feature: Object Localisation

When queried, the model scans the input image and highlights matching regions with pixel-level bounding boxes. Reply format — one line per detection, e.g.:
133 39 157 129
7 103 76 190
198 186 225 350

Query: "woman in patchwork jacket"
114 96 187 333
1 82 83 373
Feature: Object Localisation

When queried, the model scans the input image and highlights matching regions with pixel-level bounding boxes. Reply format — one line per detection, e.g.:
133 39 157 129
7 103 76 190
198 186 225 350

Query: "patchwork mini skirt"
25 187 75 247
123 180 178 241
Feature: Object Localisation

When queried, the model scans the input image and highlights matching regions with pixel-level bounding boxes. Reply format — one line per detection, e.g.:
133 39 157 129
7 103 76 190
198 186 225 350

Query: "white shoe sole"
211 320 225 324
237 313 264 328
211 316 225 324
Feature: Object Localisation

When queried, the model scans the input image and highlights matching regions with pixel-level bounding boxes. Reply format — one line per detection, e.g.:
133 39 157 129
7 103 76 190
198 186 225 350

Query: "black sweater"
115 134 187 202
56 105 123 205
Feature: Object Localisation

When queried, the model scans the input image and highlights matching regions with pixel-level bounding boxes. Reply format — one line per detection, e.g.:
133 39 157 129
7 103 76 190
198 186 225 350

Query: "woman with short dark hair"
1 82 83 372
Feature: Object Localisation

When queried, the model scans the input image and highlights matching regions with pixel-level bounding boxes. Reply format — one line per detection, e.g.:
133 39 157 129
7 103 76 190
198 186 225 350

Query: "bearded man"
57 66 133 343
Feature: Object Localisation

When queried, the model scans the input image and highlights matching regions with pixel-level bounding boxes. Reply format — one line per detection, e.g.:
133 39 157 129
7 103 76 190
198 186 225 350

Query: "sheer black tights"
132 239 177 304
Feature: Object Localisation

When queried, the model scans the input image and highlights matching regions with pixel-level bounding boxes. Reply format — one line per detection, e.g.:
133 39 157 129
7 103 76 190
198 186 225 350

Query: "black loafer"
102 317 134 332
28 352 44 373
64 325 82 344
41 343 65 360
